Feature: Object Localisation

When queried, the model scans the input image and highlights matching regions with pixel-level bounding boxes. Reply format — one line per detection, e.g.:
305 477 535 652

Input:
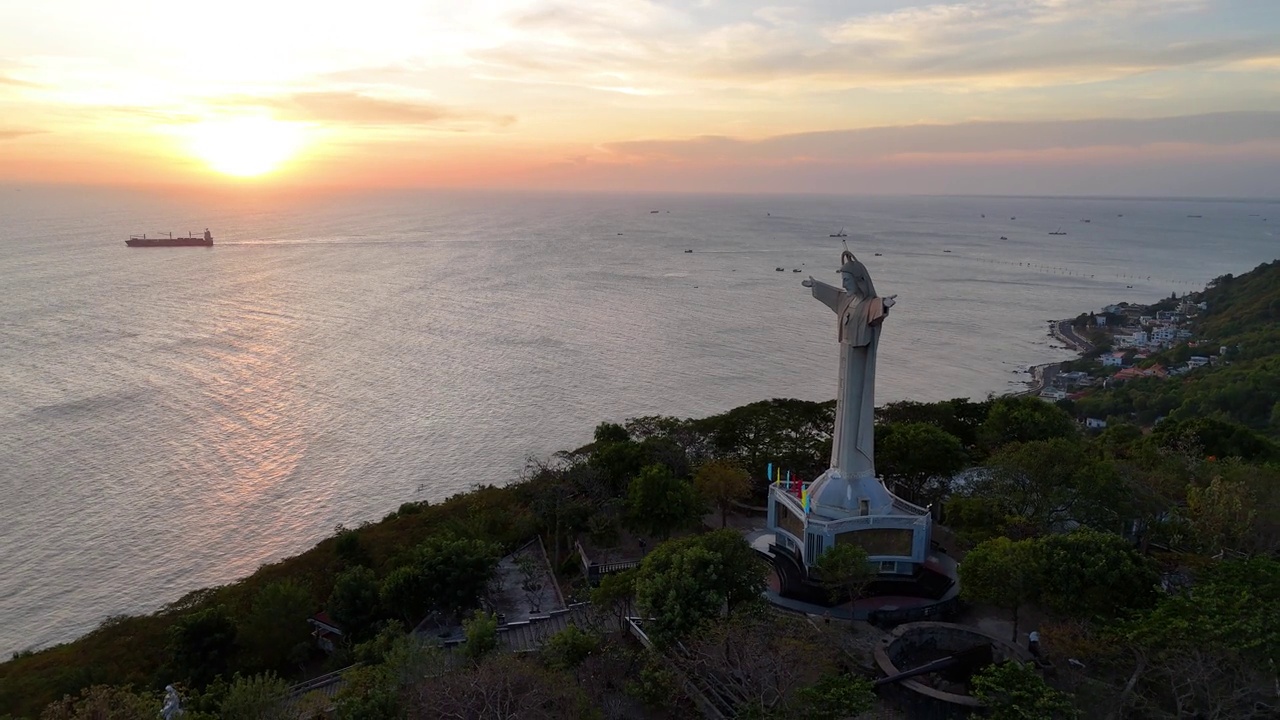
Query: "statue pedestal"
767 472 932 573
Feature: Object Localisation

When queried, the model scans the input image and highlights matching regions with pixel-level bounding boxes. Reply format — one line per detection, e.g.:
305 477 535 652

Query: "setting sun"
187 118 308 177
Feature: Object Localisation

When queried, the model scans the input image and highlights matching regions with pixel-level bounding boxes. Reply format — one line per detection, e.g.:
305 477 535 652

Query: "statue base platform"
754 533 960 627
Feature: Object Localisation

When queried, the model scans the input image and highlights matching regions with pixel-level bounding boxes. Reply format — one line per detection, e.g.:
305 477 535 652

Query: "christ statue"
802 251 895 481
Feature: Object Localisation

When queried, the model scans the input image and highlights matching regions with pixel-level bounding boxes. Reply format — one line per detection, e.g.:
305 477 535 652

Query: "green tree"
328 566 383 644
379 565 429 625
411 535 500 617
335 633 444 720
1035 529 1158 620
168 605 238 688
979 396 1077 451
241 580 313 672
333 664 401 720
541 626 601 671
970 661 1077 720
594 421 630 444
1152 416 1279 462
976 438 1127 534
688 529 769 608
1128 557 1279 664
960 537 1040 642
334 527 371 568
351 621 407 666
37 685 158 720
463 610 499 662
635 544 726 647
812 543 873 609
219 672 291 720
792 674 876 720
877 422 968 505
1187 461 1280 555
626 464 703 539
633 531 766 647
693 460 752 528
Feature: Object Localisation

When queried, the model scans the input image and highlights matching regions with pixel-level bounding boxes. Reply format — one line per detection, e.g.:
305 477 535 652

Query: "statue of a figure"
803 251 896 481
160 685 182 720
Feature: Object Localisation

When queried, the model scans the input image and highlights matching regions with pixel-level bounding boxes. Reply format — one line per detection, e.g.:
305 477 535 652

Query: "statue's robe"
810 280 888 481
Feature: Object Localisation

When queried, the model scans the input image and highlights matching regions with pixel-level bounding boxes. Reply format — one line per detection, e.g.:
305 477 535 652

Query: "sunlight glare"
188 118 307 177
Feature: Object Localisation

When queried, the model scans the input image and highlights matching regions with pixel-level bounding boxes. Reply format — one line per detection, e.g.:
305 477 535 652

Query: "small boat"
874 252 882 256
943 250 952 253
792 268 801 272
650 210 659 213
1127 285 1134 288
829 227 848 237
1081 219 1091 223
1049 228 1067 235
775 267 784 271
126 229 213 247
981 214 985 218
1011 216 1016 220
1000 236 1008 240
684 249 693 253
1187 214 1202 218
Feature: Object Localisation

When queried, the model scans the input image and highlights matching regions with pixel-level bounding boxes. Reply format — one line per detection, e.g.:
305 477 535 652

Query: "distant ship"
829 227 848 237
1049 228 1067 236
126 229 213 247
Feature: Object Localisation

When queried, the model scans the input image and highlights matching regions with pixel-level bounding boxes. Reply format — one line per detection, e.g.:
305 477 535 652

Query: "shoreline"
1015 319 1092 396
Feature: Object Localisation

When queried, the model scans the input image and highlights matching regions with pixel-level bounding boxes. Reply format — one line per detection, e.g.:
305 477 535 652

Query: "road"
1053 320 1094 354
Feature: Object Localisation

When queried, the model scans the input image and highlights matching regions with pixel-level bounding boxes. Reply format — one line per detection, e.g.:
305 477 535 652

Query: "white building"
1188 356 1209 368
1086 418 1107 429
1102 352 1126 367
1114 331 1148 348
1040 388 1068 401
1095 315 1108 326
1152 327 1177 343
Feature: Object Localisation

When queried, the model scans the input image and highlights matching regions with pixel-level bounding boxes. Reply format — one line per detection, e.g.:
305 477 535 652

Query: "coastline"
1015 319 1093 396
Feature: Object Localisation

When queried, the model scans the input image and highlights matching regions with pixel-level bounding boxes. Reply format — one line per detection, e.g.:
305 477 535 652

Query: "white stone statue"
160 685 182 719
803 251 896 482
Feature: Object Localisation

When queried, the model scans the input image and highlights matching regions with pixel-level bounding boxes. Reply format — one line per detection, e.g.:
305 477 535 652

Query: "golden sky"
2 0 1279 194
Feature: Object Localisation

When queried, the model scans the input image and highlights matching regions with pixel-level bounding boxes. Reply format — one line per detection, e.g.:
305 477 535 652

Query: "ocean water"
0 187 1276 656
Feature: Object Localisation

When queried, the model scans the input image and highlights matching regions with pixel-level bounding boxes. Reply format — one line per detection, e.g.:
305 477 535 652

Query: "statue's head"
838 251 876 297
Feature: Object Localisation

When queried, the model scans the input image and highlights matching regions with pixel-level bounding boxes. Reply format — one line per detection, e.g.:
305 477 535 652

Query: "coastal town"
1032 293 1223 427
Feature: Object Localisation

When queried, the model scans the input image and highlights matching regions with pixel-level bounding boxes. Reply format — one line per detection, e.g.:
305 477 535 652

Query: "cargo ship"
126 229 213 247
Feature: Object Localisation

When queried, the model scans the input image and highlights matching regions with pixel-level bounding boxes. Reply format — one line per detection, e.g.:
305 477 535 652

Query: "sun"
187 118 307 177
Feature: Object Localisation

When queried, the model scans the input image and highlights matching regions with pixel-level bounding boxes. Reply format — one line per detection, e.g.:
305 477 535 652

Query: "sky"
1 0 1279 195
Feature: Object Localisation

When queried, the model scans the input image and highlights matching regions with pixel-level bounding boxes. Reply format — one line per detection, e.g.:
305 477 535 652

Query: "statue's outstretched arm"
804 276 843 312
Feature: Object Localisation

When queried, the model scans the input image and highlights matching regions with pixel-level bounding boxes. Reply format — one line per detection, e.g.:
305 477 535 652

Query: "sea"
0 187 1276 656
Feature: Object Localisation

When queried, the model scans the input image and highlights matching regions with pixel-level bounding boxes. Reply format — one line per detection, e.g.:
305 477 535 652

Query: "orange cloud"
218 92 515 128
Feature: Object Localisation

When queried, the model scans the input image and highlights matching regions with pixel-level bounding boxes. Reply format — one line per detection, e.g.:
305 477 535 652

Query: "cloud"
0 128 44 140
465 0 1276 92
824 0 1206 45
0 74 36 87
220 92 514 127
603 112 1280 162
